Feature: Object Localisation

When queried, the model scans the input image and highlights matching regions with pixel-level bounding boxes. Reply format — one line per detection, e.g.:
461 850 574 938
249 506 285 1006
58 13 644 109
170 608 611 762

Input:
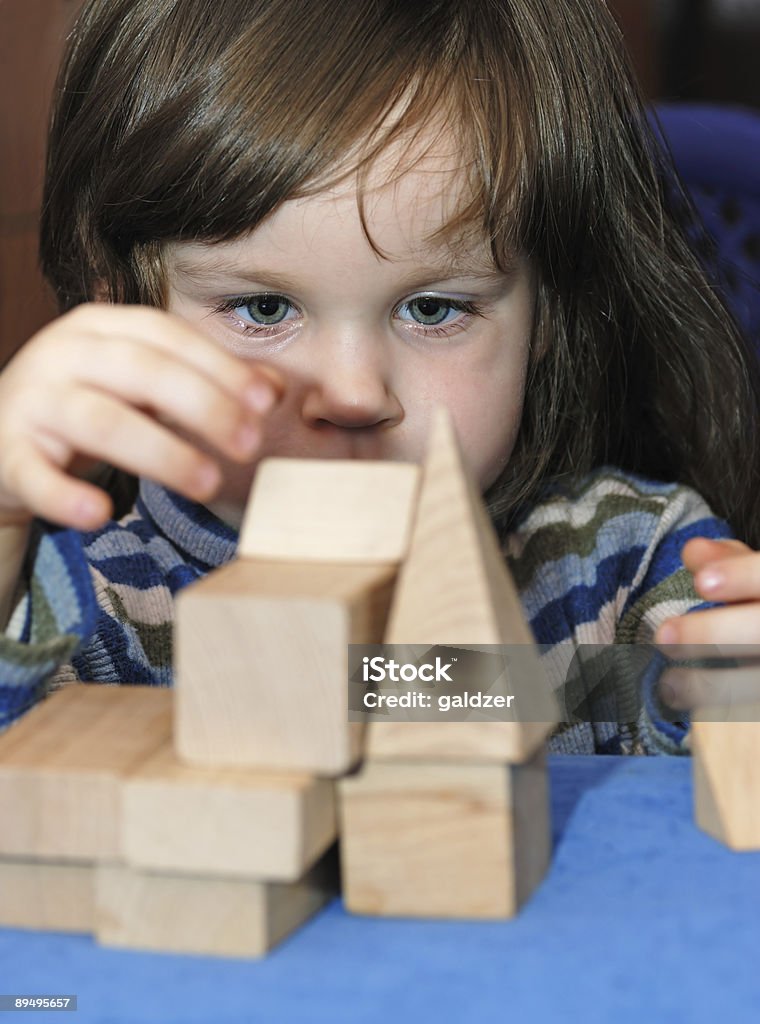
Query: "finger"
42 387 223 503
660 665 760 713
60 305 285 412
681 536 752 574
654 606 760 657
691 551 760 605
0 439 113 530
60 337 266 464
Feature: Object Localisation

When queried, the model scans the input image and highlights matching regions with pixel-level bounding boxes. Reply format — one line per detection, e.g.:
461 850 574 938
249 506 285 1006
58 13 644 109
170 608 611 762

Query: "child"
0 0 758 753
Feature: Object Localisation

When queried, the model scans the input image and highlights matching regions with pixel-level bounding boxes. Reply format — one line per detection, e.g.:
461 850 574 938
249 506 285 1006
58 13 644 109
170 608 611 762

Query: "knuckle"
176 377 240 434
171 447 215 492
56 303 104 338
70 390 114 440
679 615 706 646
129 305 174 334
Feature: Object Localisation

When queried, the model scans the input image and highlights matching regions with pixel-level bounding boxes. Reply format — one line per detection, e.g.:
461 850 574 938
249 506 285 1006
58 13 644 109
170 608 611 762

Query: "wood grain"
238 457 420 562
122 740 337 880
96 847 339 958
692 704 760 850
0 856 94 932
175 559 397 773
0 684 171 859
338 750 550 919
368 407 557 763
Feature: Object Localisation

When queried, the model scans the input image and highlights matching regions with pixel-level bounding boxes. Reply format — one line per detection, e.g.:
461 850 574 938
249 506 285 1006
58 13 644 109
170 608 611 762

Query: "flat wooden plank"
0 685 172 859
175 560 396 774
238 458 420 562
0 856 94 933
338 751 550 918
96 847 339 959
123 741 337 881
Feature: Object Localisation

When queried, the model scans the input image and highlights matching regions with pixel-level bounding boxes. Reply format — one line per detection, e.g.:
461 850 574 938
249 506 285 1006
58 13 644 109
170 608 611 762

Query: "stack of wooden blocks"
0 408 559 957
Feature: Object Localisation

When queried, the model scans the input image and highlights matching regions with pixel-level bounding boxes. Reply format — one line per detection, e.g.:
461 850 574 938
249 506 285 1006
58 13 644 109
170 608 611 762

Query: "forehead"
168 125 497 277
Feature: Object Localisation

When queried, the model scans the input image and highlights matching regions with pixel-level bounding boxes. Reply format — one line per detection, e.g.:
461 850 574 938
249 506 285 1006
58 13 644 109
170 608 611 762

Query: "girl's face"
164 141 535 524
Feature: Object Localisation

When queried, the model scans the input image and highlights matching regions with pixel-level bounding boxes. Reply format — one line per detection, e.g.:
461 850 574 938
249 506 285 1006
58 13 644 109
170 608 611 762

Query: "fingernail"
698 569 724 595
244 383 277 415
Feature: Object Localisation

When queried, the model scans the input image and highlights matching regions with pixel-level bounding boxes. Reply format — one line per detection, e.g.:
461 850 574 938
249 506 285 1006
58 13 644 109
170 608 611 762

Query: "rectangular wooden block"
95 847 339 959
0 685 171 859
0 856 94 933
365 719 552 765
338 750 550 919
122 741 337 881
175 559 397 774
691 703 760 850
238 457 420 562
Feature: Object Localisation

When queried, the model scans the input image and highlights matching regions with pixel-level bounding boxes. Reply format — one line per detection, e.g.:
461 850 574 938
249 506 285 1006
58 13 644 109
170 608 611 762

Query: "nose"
299 333 404 432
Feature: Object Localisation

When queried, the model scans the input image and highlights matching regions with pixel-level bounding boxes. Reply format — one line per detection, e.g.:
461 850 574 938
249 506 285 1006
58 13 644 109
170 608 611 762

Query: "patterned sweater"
0 467 730 754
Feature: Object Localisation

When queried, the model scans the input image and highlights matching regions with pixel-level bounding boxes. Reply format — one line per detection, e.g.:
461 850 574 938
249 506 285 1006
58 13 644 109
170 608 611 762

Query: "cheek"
459 351 530 490
477 391 527 488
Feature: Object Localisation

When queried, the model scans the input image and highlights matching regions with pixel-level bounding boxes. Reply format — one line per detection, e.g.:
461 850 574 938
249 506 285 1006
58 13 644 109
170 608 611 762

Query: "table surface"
2 755 759 1024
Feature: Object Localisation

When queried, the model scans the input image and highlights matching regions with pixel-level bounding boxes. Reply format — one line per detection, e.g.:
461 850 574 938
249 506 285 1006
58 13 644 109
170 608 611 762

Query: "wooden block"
238 457 420 562
0 857 94 933
366 720 551 764
338 751 551 918
691 699 760 850
0 685 171 860
175 559 396 773
368 408 558 763
122 741 337 881
96 847 339 959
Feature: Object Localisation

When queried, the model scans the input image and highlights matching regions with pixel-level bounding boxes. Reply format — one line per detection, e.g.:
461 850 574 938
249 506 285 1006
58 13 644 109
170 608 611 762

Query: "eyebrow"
169 253 517 292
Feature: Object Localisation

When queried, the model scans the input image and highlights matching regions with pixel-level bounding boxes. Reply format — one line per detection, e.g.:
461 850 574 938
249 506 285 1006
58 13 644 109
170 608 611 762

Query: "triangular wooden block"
691 696 760 850
238 457 420 562
367 407 558 763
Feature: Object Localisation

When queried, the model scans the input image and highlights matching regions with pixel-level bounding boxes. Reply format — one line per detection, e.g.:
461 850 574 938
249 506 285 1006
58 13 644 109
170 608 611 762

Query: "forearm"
0 522 31 631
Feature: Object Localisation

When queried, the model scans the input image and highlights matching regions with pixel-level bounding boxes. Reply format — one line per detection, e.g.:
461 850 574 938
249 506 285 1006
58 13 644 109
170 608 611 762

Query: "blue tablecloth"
2 755 759 1024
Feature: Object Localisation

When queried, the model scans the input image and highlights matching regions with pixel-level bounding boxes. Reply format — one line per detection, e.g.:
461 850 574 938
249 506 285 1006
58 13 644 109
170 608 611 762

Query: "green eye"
243 295 291 325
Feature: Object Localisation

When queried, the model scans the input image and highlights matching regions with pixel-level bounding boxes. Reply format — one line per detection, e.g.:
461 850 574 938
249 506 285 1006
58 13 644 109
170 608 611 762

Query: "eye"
398 296 459 326
235 294 294 325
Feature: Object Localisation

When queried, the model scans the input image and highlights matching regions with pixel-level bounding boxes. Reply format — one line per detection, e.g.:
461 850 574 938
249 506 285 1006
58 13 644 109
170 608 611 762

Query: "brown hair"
40 0 760 543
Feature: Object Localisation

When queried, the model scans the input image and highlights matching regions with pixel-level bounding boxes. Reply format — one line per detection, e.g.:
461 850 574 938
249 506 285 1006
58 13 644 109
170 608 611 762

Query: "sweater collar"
137 480 239 569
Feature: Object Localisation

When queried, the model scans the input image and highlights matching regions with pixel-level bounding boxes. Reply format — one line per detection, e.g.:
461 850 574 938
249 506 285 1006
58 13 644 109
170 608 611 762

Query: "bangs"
292 74 526 273
43 0 636 309
42 0 532 307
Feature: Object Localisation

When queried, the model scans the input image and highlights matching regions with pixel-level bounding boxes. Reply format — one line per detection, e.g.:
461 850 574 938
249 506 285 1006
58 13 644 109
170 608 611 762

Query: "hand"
0 303 284 531
655 537 760 652
656 537 760 711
